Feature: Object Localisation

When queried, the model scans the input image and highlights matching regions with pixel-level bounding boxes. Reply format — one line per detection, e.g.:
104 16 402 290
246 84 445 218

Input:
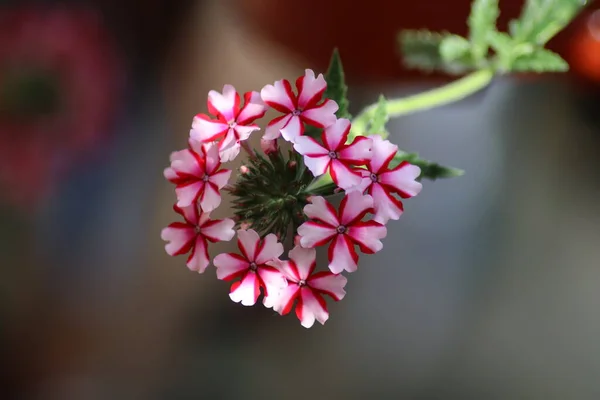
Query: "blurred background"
1 0 600 399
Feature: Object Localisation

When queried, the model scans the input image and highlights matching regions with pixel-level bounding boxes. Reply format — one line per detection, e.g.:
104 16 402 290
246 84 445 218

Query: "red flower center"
336 225 347 234
370 173 378 182
328 151 338 159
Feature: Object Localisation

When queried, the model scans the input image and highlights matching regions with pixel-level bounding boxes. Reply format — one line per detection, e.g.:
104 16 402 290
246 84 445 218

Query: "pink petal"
269 259 300 283
175 203 200 225
322 118 350 150
214 253 249 280
191 115 229 143
186 236 210 273
263 114 292 140
257 265 287 298
200 218 235 242
234 124 260 142
237 91 266 124
237 229 260 262
229 272 260 306
307 272 347 301
202 142 221 175
161 223 195 256
280 115 303 143
269 283 301 315
207 84 239 122
297 221 337 248
330 159 362 190
255 233 284 265
288 246 317 281
369 135 398 174
339 136 372 164
175 181 204 208
164 166 178 182
218 128 238 152
327 234 358 274
296 287 329 328
171 150 202 177
339 191 374 226
379 162 423 198
219 143 241 163
371 183 404 224
293 136 328 156
208 169 231 189
347 221 387 254
301 99 338 128
302 196 339 226
303 155 331 178
199 182 222 212
296 69 326 109
169 149 189 163
260 79 295 113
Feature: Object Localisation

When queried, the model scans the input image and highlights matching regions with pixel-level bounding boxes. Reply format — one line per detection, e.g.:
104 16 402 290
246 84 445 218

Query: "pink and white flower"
164 141 231 211
214 229 286 306
261 69 338 142
161 204 236 273
294 118 372 190
352 136 422 224
191 85 266 162
266 246 347 328
297 191 387 274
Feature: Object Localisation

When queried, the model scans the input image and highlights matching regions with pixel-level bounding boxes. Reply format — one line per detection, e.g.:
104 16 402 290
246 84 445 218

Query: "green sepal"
468 0 500 63
324 48 351 119
393 151 464 181
366 95 389 138
512 48 569 72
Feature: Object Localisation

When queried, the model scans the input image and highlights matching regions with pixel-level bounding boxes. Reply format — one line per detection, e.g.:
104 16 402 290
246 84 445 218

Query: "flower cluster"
162 70 422 328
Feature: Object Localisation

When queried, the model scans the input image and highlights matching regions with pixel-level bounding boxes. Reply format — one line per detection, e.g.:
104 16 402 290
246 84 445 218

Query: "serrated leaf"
468 0 500 62
393 151 464 181
367 95 389 137
324 48 350 119
399 30 476 75
512 48 569 72
440 35 471 63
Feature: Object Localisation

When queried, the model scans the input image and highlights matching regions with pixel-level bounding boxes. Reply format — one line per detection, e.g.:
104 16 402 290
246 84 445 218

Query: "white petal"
214 253 249 280
280 115 303 143
347 221 387 254
164 167 178 182
200 218 235 242
208 84 239 122
338 136 372 164
236 229 261 261
191 115 229 143
202 142 221 174
296 69 326 109
260 79 295 112
297 287 329 328
328 234 358 274
379 163 423 198
330 159 362 191
368 135 398 174
322 118 350 150
302 196 339 226
257 265 287 298
308 273 347 301
255 233 284 265
161 224 194 256
208 169 231 189
301 99 338 128
371 183 403 224
237 91 266 124
219 143 241 163
269 259 300 283
297 221 337 248
288 246 316 281
229 272 260 306
293 136 328 156
198 183 222 212
269 283 301 315
234 124 260 142
186 236 210 273
303 155 331 178
264 114 292 140
339 191 373 226
175 181 204 208
170 150 202 176
176 204 200 225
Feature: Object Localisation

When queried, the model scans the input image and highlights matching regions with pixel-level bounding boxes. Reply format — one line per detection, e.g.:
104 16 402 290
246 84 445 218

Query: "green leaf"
468 0 500 62
512 48 569 72
394 151 464 181
324 48 351 119
366 95 389 137
440 35 471 63
511 0 587 45
399 30 476 75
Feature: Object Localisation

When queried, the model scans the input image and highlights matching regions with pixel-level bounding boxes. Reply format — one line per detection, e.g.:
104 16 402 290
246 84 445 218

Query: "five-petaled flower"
214 229 286 306
191 84 266 162
267 246 347 328
293 118 372 190
161 204 236 273
164 141 231 211
352 136 423 224
297 191 387 274
261 69 338 143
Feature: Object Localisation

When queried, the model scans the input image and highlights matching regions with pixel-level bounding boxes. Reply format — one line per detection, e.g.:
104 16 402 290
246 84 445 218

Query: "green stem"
351 69 494 135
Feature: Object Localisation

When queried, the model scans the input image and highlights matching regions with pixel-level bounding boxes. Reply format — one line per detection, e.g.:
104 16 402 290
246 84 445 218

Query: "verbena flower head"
161 70 422 328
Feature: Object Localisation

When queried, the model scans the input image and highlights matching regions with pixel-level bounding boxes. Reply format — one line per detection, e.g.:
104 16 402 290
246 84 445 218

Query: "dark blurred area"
1 0 600 399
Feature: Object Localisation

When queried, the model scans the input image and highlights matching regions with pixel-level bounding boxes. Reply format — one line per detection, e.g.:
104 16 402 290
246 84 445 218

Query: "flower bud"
260 138 278 155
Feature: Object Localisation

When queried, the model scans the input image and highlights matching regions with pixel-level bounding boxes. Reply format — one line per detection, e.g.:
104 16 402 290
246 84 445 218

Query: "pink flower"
297 191 387 274
161 204 236 273
353 136 422 224
260 69 338 142
164 140 231 211
214 229 286 306
191 85 266 162
266 246 347 328
293 118 372 190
